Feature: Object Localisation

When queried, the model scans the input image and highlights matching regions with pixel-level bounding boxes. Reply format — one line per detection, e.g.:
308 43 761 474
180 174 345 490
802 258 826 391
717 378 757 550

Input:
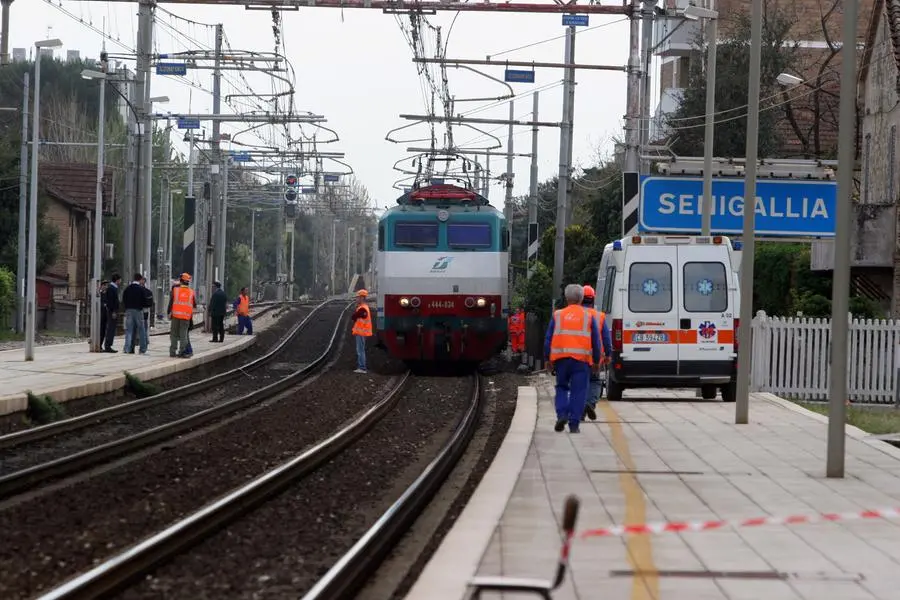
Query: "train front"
375 184 509 363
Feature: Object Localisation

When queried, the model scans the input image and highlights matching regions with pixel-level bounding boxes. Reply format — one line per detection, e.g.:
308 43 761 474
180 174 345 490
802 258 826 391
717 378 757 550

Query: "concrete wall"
811 205 896 270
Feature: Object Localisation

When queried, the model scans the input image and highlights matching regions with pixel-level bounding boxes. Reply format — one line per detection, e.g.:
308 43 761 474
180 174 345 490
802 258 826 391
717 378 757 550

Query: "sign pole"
701 8 718 236
826 0 858 479
735 0 763 425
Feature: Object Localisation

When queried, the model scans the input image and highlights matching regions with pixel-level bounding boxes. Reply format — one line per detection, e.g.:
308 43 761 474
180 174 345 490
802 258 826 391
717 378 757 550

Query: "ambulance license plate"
632 332 669 343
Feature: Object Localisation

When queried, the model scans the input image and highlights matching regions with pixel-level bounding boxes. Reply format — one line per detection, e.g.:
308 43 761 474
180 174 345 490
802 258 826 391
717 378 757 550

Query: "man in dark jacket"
209 281 227 342
122 273 149 354
103 274 122 352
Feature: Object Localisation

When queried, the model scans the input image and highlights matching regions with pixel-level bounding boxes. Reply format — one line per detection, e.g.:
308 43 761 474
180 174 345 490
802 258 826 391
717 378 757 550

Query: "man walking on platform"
167 273 197 358
103 274 122 353
234 287 252 335
209 281 227 342
544 284 602 434
581 285 612 421
351 289 372 374
122 273 149 355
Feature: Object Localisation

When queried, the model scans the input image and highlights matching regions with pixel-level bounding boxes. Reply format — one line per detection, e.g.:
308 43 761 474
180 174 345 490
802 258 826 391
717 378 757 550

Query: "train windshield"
448 223 492 248
394 222 439 247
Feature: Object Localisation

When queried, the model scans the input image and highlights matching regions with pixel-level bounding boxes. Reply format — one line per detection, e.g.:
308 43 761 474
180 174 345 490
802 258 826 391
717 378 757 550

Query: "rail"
301 374 482 599
35 371 413 600
0 301 353 499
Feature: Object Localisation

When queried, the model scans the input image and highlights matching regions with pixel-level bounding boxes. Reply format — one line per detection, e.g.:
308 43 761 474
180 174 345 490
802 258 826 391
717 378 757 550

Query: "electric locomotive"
375 180 509 364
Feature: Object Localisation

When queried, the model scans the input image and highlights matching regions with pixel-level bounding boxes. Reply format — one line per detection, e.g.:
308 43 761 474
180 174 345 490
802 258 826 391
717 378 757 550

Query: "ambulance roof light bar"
656 157 835 180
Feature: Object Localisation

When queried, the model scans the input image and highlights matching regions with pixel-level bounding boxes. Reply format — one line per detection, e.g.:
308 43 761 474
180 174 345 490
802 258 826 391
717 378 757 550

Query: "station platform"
0 331 255 418
409 376 900 600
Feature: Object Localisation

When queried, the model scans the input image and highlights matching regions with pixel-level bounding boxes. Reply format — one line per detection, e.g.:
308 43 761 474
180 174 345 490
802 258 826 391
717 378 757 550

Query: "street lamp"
25 37 62 361
81 66 107 353
776 73 803 87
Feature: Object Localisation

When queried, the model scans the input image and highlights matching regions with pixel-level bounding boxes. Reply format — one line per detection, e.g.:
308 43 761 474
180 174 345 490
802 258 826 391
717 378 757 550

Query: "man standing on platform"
234 287 252 335
167 273 196 358
103 274 122 353
209 281 227 343
122 273 149 355
543 284 602 434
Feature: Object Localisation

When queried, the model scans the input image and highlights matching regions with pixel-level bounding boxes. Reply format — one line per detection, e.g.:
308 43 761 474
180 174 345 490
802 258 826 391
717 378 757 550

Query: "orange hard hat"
583 284 595 298
180 272 192 282
357 289 368 297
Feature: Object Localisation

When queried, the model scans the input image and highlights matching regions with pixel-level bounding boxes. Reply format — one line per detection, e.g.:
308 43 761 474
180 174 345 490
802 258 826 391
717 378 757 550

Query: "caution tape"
580 506 900 539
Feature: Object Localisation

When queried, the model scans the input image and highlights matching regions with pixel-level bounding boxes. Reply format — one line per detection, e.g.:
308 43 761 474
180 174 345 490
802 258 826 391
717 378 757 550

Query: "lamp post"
25 38 62 361
347 226 355 293
143 95 168 284
81 66 108 353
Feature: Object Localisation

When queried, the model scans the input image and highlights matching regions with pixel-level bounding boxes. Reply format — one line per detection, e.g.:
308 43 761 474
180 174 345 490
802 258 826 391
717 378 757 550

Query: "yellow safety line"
599 400 660 600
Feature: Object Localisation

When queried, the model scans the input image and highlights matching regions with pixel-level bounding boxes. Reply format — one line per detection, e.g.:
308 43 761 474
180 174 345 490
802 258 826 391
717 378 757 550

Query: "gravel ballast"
0 319 404 600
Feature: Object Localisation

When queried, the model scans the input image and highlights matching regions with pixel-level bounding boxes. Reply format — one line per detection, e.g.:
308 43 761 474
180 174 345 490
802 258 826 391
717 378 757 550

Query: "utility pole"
564 26 576 226
276 175 286 301
182 130 196 287
250 208 256 296
552 26 575 303
505 100 515 289
527 91 539 280
701 2 718 235
289 219 296 301
157 176 169 315
134 1 153 279
0 0 11 65
330 218 337 296
16 72 28 334
124 68 137 279
218 155 228 288
484 150 491 199
639 0 656 175
211 23 224 299
622 0 642 237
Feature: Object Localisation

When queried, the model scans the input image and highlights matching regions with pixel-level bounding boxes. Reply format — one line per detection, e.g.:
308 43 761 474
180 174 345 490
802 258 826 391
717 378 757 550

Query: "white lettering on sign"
428 300 456 309
657 193 829 220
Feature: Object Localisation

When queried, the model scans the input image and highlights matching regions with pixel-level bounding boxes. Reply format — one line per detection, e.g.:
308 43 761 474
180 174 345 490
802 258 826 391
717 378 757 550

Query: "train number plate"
428 300 456 309
631 332 669 344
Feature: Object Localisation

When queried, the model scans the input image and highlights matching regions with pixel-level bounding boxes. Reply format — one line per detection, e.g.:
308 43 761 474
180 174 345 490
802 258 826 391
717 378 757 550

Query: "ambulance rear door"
676 243 735 376
622 244 679 376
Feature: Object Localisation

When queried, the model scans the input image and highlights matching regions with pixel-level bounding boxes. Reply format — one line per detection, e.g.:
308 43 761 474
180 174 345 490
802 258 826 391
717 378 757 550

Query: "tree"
666 6 799 158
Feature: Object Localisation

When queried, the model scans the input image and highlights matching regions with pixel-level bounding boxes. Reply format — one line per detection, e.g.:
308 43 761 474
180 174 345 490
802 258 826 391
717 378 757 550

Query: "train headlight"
476 297 487 308
399 297 410 308
410 296 421 308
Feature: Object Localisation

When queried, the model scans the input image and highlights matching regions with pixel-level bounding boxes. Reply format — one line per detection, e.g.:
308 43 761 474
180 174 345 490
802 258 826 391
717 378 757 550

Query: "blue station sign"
562 14 589 26
301 187 317 194
176 118 200 130
323 174 340 182
504 69 535 83
639 176 838 238
156 62 187 76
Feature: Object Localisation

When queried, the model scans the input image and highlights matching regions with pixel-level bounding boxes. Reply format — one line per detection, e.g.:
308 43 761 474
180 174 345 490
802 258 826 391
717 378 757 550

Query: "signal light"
286 174 298 186
284 188 297 202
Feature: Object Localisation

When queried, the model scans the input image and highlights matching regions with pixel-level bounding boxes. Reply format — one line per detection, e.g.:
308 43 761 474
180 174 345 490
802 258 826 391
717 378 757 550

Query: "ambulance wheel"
607 377 624 402
720 382 737 403
701 385 717 400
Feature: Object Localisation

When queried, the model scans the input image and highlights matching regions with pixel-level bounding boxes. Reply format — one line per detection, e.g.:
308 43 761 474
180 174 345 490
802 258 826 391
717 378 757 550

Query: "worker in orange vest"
508 307 526 353
581 285 613 421
167 273 197 358
543 283 602 434
234 287 252 335
351 289 373 374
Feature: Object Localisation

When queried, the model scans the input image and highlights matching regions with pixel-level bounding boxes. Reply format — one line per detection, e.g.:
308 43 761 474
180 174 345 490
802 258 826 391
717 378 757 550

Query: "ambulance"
594 235 742 402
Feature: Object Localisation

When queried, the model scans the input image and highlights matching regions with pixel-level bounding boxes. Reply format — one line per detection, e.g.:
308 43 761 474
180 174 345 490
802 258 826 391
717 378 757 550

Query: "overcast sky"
8 1 640 210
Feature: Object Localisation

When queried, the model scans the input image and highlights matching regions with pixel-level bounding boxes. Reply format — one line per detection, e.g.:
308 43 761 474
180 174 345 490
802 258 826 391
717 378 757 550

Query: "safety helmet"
357 289 368 298
180 272 192 283
583 284 595 299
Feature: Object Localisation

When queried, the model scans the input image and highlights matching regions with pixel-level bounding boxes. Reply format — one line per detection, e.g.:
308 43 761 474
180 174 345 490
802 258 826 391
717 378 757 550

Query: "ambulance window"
628 263 672 312
683 262 728 312
600 266 616 312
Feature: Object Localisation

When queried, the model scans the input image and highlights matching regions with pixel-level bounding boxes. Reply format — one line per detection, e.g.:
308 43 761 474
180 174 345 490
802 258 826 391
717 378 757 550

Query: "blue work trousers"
237 315 253 335
355 335 367 371
587 375 602 408
554 357 590 425
123 308 148 354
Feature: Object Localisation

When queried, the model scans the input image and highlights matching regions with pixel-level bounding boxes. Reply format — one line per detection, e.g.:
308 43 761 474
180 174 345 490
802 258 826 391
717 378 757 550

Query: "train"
374 180 509 365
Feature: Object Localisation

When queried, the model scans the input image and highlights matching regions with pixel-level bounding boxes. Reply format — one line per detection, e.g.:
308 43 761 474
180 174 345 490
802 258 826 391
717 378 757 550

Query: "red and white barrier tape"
580 506 900 539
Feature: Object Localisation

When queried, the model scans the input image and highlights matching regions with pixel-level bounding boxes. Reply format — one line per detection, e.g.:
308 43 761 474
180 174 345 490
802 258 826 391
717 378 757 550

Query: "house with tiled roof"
38 162 116 309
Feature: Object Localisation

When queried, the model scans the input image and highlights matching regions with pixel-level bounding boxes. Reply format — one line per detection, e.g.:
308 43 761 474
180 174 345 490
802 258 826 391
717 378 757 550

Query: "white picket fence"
750 311 900 403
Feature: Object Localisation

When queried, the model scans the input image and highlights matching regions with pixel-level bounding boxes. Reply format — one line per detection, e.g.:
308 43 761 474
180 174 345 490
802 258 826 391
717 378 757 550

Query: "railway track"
32 373 482 600
0 299 351 499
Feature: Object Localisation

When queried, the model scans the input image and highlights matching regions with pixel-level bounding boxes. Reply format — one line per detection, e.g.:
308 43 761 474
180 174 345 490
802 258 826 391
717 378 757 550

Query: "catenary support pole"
827 0 858 478
250 209 256 297
505 100 515 289
622 0 642 237
16 71 28 334
141 8 154 285
25 49 42 361
276 177 285 301
289 220 296 301
330 219 336 296
219 156 228 287
212 23 224 295
527 91 539 279
90 65 107 353
134 1 152 280
552 26 575 303
564 25 576 226
701 6 718 235
157 176 169 317
735 0 763 424
639 0 656 175
123 70 136 280
182 130 196 283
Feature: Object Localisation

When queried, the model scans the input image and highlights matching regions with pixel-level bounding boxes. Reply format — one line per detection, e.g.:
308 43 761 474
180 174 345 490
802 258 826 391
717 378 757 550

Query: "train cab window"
378 224 385 251
394 222 438 247
448 223 492 248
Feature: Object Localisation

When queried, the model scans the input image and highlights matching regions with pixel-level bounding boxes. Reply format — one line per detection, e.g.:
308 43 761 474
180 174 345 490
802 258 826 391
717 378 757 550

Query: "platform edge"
403 385 538 600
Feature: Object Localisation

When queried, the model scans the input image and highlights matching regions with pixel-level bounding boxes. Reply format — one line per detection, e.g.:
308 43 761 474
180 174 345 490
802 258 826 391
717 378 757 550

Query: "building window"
891 126 897 203
864 133 871 204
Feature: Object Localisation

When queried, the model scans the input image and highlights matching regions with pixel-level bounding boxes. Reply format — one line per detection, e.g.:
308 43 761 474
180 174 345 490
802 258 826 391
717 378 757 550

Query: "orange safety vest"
585 306 605 332
549 304 593 364
171 286 195 321
237 295 250 316
352 303 373 337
